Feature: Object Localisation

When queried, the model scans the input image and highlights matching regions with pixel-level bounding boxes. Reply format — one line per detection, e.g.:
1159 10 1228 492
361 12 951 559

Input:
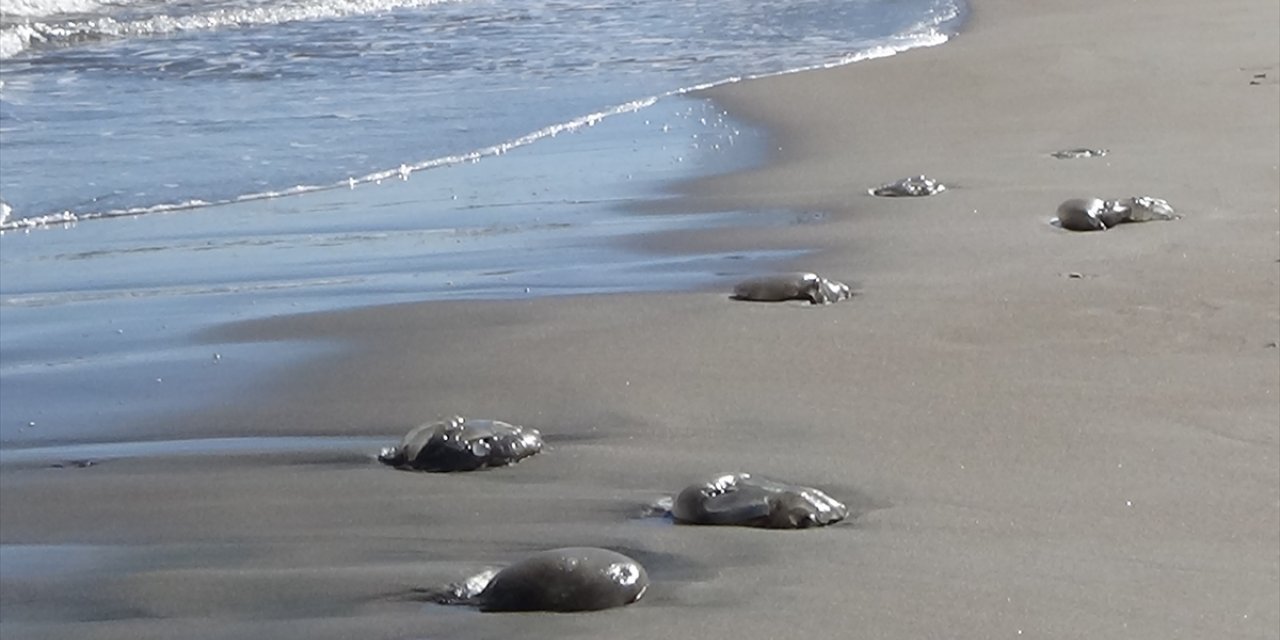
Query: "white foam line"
0 0 468 59
0 25 954 232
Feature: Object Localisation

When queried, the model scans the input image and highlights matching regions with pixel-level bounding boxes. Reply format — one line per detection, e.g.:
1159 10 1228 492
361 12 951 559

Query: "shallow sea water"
0 0 965 446
1 0 960 223
0 104 801 444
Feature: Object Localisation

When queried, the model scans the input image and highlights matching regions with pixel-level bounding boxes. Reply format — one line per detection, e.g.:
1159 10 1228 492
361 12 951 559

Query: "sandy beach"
2 0 1277 638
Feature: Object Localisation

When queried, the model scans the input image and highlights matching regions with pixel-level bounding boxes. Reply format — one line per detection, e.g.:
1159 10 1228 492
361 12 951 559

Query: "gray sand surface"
2 0 1277 638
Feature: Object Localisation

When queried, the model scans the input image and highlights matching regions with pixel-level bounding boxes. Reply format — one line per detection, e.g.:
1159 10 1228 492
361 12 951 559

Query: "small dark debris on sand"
869 175 946 197
49 459 97 469
1050 148 1108 159
732 273 853 305
1053 196 1178 232
378 416 543 472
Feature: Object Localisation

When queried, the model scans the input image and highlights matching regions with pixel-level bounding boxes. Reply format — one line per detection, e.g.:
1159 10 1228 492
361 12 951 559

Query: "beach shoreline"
2 1 1278 638
0 93 784 448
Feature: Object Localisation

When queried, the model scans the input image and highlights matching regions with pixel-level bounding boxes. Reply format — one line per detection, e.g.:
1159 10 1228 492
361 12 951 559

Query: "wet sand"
3 0 1278 638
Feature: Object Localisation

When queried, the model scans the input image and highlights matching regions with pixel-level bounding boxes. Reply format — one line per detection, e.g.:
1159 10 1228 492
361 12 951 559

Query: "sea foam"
0 0 465 58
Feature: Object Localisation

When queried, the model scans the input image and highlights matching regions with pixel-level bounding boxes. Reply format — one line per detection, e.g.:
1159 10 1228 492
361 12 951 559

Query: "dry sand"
2 0 1278 638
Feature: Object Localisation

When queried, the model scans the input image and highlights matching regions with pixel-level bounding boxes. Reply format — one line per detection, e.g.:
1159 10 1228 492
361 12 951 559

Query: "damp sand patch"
0 436 389 468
